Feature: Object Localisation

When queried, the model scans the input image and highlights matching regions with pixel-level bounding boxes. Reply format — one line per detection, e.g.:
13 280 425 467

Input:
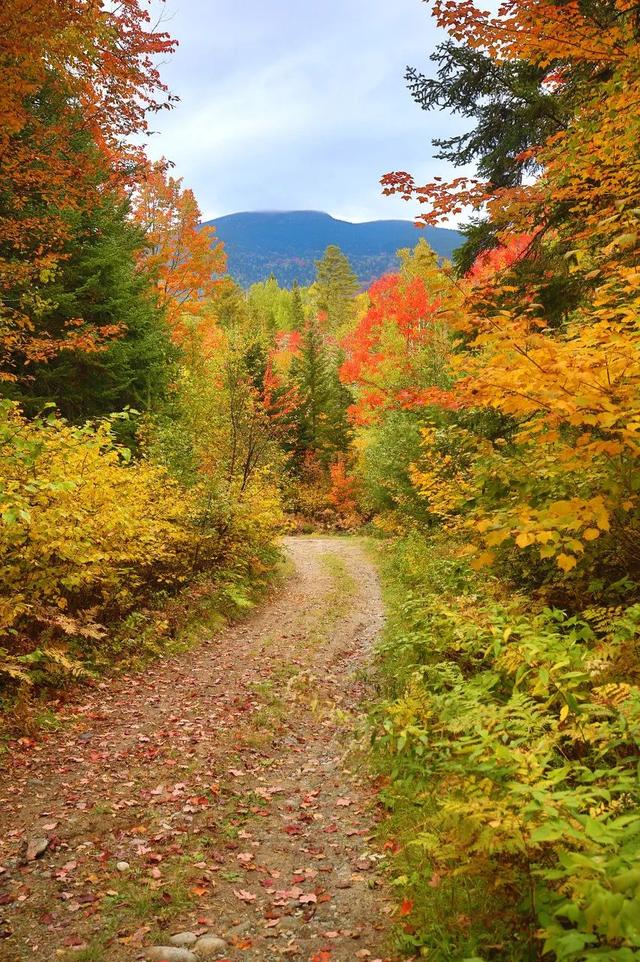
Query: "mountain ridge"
203 210 461 288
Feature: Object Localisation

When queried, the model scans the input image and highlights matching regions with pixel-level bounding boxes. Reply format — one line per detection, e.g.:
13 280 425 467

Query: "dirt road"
0 537 394 962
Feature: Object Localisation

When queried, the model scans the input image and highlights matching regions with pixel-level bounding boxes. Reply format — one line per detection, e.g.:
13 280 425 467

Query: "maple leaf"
233 889 257 903
299 892 317 904
399 898 414 916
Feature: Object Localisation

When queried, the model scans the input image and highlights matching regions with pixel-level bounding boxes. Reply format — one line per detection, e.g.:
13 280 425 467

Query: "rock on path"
0 536 393 962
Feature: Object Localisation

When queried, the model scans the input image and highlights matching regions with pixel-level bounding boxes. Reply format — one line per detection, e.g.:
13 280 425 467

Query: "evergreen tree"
405 40 574 269
214 280 250 331
290 284 305 332
5 194 175 422
289 315 352 470
314 245 359 329
291 316 328 458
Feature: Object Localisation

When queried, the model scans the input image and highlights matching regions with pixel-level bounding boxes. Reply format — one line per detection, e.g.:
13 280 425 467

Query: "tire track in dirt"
0 537 394 962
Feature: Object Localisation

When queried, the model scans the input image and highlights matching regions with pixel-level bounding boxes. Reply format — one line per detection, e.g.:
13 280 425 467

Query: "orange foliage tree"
380 0 640 579
132 161 227 348
0 0 176 367
340 243 463 425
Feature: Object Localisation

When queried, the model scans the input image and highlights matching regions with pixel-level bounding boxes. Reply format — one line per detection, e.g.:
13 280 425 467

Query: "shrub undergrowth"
0 401 282 714
372 533 640 962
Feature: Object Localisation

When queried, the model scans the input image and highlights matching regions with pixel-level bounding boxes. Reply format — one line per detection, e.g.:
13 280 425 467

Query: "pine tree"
314 246 359 329
405 41 574 269
5 194 175 422
289 314 352 470
293 316 329 457
290 284 305 332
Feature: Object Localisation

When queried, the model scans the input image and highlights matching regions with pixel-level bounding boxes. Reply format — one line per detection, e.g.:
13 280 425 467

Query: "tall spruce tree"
5 194 175 422
289 313 352 470
314 245 359 329
405 41 575 271
290 284 305 332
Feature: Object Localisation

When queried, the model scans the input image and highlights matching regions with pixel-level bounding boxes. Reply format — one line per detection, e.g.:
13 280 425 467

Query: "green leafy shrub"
373 533 640 962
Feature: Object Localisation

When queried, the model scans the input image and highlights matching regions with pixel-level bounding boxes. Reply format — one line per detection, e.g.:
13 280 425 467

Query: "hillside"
204 210 461 287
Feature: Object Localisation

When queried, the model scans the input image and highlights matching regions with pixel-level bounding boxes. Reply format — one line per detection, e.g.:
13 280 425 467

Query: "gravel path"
0 536 394 962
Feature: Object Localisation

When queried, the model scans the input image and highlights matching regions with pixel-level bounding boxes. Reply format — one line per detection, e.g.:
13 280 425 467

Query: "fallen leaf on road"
233 888 257 902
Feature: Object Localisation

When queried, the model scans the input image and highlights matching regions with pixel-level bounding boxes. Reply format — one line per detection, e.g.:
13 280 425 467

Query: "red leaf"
399 897 414 916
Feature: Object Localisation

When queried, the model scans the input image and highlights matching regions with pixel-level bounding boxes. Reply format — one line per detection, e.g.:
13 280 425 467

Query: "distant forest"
204 210 461 286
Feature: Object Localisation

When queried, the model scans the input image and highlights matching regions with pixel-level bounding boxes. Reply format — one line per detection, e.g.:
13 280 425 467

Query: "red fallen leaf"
191 885 208 897
312 952 332 962
233 889 256 903
317 892 332 904
399 897 414 916
383 839 401 853
278 886 303 900
292 874 305 883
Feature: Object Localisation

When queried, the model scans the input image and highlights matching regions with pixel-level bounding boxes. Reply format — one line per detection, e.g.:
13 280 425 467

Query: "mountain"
203 210 461 288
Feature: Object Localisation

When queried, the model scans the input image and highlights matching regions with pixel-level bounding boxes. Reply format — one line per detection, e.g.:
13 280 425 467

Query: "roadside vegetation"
2 2 639 960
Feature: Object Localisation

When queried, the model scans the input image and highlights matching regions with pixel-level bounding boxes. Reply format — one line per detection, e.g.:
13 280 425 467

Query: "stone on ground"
168 931 198 947
146 946 197 962
193 935 228 956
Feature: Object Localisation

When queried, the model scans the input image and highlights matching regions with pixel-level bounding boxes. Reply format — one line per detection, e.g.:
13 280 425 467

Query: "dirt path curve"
0 536 394 962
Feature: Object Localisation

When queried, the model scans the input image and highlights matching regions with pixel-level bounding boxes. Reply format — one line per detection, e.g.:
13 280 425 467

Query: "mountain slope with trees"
204 209 461 287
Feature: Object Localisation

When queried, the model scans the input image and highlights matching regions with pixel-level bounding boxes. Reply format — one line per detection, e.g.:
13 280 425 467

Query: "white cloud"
145 0 471 222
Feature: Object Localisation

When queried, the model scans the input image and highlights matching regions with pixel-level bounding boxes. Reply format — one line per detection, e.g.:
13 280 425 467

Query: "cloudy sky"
146 0 467 223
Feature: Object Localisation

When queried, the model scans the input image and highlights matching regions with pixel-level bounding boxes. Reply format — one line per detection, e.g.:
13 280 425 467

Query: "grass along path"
0 536 393 962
